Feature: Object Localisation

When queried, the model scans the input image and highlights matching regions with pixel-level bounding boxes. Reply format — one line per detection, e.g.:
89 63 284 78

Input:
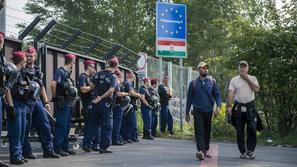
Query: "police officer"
8 51 30 164
112 70 129 145
83 57 118 153
185 62 222 160
158 76 174 134
148 78 160 137
51 53 77 156
121 71 141 143
79 59 100 152
139 78 154 140
22 47 60 159
227 61 260 159
0 31 10 167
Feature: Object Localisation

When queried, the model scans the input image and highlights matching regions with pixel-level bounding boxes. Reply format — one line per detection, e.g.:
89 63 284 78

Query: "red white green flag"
156 39 187 58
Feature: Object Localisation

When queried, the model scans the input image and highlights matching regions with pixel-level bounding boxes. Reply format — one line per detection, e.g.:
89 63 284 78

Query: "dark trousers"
53 104 72 153
151 111 158 137
193 111 212 153
7 99 27 161
83 100 112 150
82 101 100 149
235 112 257 153
141 106 152 136
23 100 54 156
121 108 138 141
160 104 173 133
112 106 123 143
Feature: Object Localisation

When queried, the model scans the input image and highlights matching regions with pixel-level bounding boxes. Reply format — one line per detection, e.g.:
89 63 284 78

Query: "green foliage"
25 0 297 142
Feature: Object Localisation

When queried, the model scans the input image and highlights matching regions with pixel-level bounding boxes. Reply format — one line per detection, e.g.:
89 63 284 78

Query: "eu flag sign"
156 2 187 58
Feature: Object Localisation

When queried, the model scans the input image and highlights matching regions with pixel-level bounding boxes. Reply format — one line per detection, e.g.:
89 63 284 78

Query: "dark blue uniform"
8 69 29 161
158 84 173 133
148 87 160 137
112 84 124 144
83 70 117 150
139 86 153 137
22 65 54 156
120 80 138 142
52 67 73 154
79 73 99 149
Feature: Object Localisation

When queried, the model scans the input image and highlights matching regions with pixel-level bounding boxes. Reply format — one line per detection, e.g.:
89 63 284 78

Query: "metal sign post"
156 2 187 132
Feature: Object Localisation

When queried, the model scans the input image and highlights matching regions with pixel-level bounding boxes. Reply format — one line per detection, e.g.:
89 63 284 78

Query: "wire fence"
3 5 200 125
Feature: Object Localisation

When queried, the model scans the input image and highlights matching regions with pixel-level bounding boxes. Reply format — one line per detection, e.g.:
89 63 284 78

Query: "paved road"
0 138 296 167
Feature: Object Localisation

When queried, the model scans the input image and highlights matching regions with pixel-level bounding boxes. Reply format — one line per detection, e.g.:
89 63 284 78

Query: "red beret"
12 51 26 59
26 47 36 54
143 77 150 83
83 59 96 65
0 32 5 38
109 57 119 67
65 53 76 59
151 78 158 85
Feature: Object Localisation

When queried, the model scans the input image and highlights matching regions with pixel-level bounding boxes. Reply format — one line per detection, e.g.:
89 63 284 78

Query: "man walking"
227 61 260 159
185 62 222 160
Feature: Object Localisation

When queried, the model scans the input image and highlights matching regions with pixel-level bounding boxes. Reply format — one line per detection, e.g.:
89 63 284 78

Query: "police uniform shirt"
123 80 133 93
148 87 159 98
24 65 44 88
78 73 93 101
228 75 259 104
53 67 70 84
158 84 171 105
91 70 117 98
53 67 71 96
139 86 151 107
11 69 30 100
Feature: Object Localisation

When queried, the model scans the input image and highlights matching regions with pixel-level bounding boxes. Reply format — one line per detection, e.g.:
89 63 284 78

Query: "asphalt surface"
0 138 296 167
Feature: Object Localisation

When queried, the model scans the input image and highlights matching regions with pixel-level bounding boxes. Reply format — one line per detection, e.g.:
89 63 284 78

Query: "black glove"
7 105 16 119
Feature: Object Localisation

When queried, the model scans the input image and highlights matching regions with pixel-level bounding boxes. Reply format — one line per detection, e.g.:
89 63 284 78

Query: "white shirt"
228 75 259 104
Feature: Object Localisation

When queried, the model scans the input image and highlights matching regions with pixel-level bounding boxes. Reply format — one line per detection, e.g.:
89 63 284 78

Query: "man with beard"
185 62 222 160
